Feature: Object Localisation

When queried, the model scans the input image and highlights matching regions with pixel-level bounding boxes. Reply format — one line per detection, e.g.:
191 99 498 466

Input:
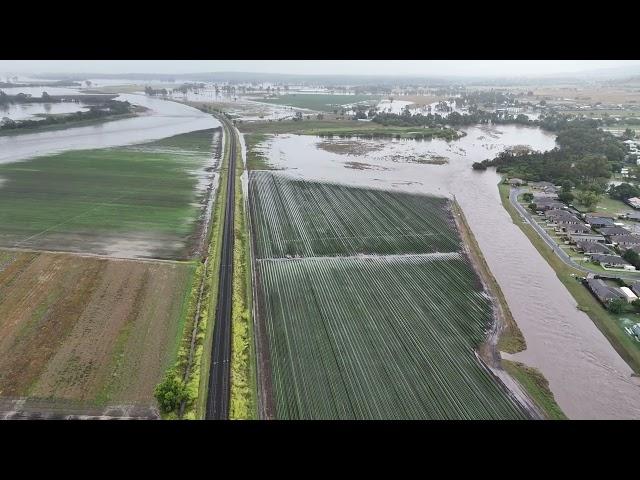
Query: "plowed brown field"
0 250 195 406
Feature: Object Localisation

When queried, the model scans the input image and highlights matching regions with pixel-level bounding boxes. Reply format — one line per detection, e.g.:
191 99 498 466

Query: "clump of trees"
609 183 640 201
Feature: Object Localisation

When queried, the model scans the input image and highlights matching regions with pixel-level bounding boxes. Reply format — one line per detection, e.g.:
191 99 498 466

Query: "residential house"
507 178 525 186
610 234 640 248
585 278 627 305
599 226 631 237
568 232 606 244
573 241 612 254
583 215 615 228
627 197 640 209
589 253 634 270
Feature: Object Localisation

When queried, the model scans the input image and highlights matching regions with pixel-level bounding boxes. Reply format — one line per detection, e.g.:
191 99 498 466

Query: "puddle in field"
254 124 640 419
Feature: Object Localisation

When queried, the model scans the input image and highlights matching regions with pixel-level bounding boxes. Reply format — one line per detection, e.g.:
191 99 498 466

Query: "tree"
609 183 640 201
522 192 534 203
558 191 574 203
293 111 303 121
623 249 640 269
472 162 487 171
623 128 636 140
575 155 611 183
608 298 626 314
154 372 188 414
561 180 574 192
576 190 600 210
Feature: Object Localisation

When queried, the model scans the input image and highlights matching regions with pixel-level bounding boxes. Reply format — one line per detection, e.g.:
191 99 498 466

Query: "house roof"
586 278 626 302
599 226 631 236
589 254 631 266
612 234 640 245
575 241 612 253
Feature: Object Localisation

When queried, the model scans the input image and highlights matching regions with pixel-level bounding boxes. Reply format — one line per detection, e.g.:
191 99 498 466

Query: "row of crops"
249 171 528 419
248 171 460 258
259 254 527 419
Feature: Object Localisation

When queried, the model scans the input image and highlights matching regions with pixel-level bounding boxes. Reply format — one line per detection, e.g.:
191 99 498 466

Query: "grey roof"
631 282 640 297
589 254 631 266
599 226 631 236
574 241 612 254
622 244 640 254
612 234 640 245
586 278 626 302
626 212 640 221
584 215 615 227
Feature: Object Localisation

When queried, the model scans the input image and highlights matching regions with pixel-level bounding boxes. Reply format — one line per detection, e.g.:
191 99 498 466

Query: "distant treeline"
0 91 118 106
0 80 82 88
373 110 533 128
0 99 134 131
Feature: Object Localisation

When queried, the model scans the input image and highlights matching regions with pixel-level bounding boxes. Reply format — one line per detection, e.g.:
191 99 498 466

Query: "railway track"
205 116 236 420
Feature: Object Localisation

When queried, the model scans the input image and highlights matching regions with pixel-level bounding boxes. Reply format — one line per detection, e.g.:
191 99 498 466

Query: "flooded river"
0 94 219 164
252 124 640 419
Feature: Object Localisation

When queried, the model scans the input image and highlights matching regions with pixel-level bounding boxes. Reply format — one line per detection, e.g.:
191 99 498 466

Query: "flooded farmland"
0 94 219 164
250 124 640 419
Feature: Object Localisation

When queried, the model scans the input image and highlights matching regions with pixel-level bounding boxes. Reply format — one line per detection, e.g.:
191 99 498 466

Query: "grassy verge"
237 118 461 140
154 126 228 419
229 127 258 420
502 360 567 420
451 200 526 354
499 182 640 374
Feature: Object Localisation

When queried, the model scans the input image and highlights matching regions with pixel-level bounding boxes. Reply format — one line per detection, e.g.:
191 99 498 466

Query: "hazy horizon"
1 60 640 79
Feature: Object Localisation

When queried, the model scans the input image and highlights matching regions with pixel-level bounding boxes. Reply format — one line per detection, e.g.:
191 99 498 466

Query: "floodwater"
254 124 640 419
0 102 89 121
0 94 220 164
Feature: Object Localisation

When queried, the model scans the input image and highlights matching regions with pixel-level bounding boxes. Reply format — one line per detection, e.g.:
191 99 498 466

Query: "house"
621 244 640 255
561 225 593 235
589 253 634 270
599 226 631 237
573 241 612 254
535 200 566 211
620 286 639 303
568 232 606 244
630 282 640 298
544 210 581 223
627 197 640 209
623 211 640 222
507 178 525 186
583 215 615 228
585 278 627 305
611 234 640 247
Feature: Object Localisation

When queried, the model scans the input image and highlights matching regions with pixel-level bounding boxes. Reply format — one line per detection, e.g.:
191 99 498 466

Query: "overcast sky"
1 60 640 77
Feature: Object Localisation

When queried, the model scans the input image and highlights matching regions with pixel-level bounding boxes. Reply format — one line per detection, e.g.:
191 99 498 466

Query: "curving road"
205 116 236 420
509 187 640 281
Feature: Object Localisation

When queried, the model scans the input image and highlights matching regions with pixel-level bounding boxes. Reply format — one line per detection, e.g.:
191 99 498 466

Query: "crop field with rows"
258 254 526 419
250 172 527 419
249 171 460 258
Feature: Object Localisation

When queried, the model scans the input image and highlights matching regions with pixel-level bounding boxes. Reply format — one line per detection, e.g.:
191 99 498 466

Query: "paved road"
509 187 640 281
206 117 236 420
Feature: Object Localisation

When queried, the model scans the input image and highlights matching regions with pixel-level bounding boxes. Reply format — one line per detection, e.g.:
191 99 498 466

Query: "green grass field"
249 94 381 112
0 128 221 259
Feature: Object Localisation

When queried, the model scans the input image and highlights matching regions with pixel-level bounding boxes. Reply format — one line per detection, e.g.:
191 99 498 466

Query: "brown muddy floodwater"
251 124 640 419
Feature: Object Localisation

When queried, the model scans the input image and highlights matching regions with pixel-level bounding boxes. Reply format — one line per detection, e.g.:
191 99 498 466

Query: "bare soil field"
0 250 195 407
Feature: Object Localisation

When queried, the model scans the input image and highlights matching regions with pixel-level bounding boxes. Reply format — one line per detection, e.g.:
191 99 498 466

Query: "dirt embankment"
451 201 543 419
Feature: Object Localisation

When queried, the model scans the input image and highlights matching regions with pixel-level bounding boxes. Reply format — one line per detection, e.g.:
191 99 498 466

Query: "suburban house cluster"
528 183 640 272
